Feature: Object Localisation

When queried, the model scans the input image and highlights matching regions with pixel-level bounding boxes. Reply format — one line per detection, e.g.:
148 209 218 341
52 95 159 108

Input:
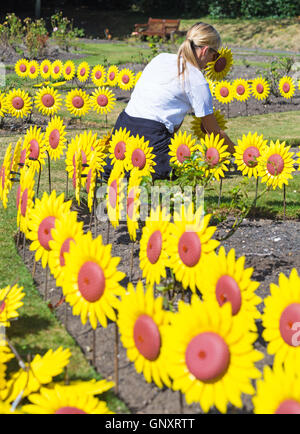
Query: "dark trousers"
103 110 174 181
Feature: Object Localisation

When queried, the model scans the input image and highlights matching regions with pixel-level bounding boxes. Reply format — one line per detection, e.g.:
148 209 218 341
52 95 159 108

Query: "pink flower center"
275 400 300 414
37 216 56 250
256 83 264 94
243 146 260 167
54 66 60 74
12 97 24 110
146 230 162 264
267 154 284 176
0 301 6 314
86 169 92 194
131 148 146 169
41 94 55 108
176 144 191 164
29 139 40 159
1 167 5 190
220 87 229 98
77 261 105 302
43 65 49 73
215 275 242 315
65 66 71 75
72 96 84 109
30 66 36 74
97 95 108 107
80 68 86 76
95 70 102 79
236 84 245 95
282 82 290 93
279 303 300 346
206 147 220 167
59 237 74 267
185 332 230 381
21 188 28 217
49 129 60 149
127 188 135 219
108 179 117 208
122 74 129 84
133 314 161 361
55 407 87 414
178 232 201 267
114 141 126 160
109 72 115 80
19 63 27 73
20 149 27 165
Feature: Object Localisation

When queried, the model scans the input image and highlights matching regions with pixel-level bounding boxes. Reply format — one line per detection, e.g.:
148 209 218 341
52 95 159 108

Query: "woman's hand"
201 113 236 154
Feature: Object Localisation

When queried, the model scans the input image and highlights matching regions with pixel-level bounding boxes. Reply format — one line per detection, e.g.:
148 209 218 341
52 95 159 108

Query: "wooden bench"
134 18 181 40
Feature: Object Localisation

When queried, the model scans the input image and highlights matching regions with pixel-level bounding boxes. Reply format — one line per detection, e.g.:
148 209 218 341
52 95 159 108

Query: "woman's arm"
200 113 236 154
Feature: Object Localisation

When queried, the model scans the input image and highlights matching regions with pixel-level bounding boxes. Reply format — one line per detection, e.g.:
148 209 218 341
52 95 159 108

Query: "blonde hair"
177 22 221 80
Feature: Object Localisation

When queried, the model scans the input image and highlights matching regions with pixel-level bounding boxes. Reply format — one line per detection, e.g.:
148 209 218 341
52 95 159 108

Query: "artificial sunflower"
118 68 135 91
44 115 67 161
77 61 90 83
15 58 29 78
48 211 84 287
86 151 98 212
109 127 133 171
106 165 125 229
0 283 25 327
163 297 263 413
62 231 126 329
125 134 156 177
90 87 116 115
0 144 12 209
27 60 40 80
262 268 300 370
9 137 22 175
205 47 233 81
257 139 295 189
22 125 47 173
27 191 72 268
118 281 172 389
80 129 106 175
72 150 82 205
3 347 71 403
91 64 106 87
191 108 227 141
139 206 171 286
106 65 119 87
234 131 268 178
134 70 142 85
6 88 32 119
65 88 90 117
198 132 231 181
200 247 262 330
251 77 270 101
16 166 35 236
126 171 142 242
0 92 8 117
34 86 62 117
40 59 52 80
278 76 295 99
166 202 219 293
22 384 114 414
214 81 234 105
51 59 63 80
169 130 197 167
232 78 250 102
253 363 300 414
62 60 76 81
99 129 113 154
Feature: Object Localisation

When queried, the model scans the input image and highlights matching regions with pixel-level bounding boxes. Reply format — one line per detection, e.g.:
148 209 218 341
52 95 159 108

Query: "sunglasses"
209 47 220 61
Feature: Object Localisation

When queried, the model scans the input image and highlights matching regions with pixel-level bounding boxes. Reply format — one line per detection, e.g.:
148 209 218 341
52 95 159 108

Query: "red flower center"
215 275 242 315
55 407 87 415
12 97 24 110
114 141 126 160
16 185 21 209
122 74 129 84
236 84 245 95
21 188 28 217
146 230 162 264
267 154 284 176
97 94 108 107
29 139 40 160
59 237 74 267
178 232 201 267
176 144 191 164
214 57 227 73
37 216 56 250
0 301 6 314
77 261 105 302
20 149 27 164
65 66 71 75
133 314 161 361
220 87 229 98
256 83 264 94
80 68 86 76
131 148 146 169
72 96 84 109
1 167 5 190
275 400 300 414
95 70 102 79
43 65 49 73
206 147 220 167
185 332 230 381
243 146 260 167
109 72 115 80
19 63 27 73
86 169 92 194
54 66 60 74
49 129 60 149
30 66 36 74
282 82 290 93
108 179 117 208
279 303 300 346
42 94 55 108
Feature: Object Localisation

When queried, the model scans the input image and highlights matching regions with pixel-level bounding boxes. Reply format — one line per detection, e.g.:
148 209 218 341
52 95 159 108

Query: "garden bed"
16 205 300 414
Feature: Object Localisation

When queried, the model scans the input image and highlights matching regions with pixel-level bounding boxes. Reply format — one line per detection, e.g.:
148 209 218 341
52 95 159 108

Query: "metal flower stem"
218 178 223 207
46 150 52 194
22 231 26 262
254 177 259 205
245 99 248 116
65 171 69 200
44 265 49 300
105 114 107 129
283 184 286 220
33 158 42 199
130 241 135 282
114 321 119 395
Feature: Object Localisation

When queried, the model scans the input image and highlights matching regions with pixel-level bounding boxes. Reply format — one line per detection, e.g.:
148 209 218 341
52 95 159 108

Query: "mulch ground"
16 200 300 414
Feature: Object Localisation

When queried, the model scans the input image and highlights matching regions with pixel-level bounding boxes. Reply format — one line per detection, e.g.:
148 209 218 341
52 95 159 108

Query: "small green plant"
257 55 295 97
51 11 84 52
0 13 24 50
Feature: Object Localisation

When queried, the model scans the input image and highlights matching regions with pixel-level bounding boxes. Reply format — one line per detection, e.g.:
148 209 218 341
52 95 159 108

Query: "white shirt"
125 53 213 134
